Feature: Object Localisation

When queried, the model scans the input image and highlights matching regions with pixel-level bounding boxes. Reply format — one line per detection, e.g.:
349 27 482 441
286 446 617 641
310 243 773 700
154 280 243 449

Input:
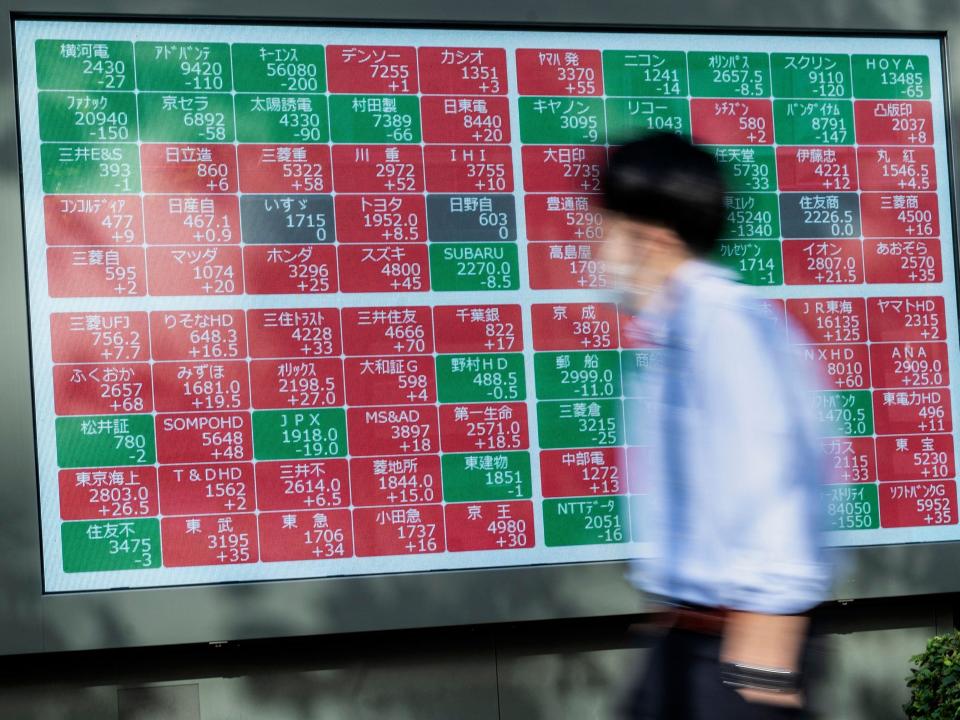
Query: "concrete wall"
0 596 954 720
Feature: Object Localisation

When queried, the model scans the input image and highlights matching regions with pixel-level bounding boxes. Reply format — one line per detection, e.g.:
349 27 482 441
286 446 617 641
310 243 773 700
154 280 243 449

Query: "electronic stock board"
12 19 958 595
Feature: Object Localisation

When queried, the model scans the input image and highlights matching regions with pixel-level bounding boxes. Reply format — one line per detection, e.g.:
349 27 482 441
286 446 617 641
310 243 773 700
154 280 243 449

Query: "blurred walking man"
600 133 831 719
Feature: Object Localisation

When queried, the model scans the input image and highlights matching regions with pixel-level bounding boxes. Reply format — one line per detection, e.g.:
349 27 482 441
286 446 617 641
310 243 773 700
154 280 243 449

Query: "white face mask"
600 216 688 315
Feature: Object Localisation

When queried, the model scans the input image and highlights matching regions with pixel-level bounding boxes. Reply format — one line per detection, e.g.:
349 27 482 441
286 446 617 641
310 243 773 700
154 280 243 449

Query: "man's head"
599 132 727 305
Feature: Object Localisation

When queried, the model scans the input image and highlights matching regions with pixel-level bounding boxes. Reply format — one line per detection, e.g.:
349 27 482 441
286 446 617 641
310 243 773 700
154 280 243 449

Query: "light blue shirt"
627 260 832 615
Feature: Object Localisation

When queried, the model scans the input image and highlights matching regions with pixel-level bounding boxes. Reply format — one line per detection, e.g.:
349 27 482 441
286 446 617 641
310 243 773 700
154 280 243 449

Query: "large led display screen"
13 19 957 592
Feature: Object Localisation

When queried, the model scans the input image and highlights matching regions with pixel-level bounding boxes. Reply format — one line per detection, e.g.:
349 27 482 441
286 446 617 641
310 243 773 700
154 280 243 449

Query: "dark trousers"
621 628 809 720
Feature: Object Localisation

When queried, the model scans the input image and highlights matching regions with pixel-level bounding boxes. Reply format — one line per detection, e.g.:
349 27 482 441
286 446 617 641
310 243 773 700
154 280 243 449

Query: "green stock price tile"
441 451 532 502
62 518 161 572
252 409 347 460
688 51 771 98
429 243 519 292
713 240 784 286
770 53 852 99
56 415 155 468
851 54 931 99
534 350 622 400
707 146 777 192
814 390 874 437
543 496 629 546
537 399 624 448
328 95 421 144
38 91 138 142
822 483 880 531
604 98 690 143
231 44 327 93
36 40 133 90
773 100 854 145
602 50 687 97
138 92 235 143
235 94 329 143
720 193 780 240
436 353 525 403
41 143 140 194
134 41 232 91
518 97 605 145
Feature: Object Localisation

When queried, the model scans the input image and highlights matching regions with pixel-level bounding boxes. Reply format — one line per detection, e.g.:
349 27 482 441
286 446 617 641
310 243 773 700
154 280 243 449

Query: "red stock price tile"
516 49 603 96
152 360 249 412
44 195 143 246
869 342 948 389
353 504 445 556
531 302 619 350
243 244 337 294
417 47 508 95
331 145 424 193
47 246 145 297
334 194 426 243
876 433 954 482
857 146 936 192
860 193 938 238
524 194 604 241
797 344 870 392
528 242 609 291
690 99 773 145
149 310 246 361
782 239 863 286
146 246 243 296
421 96 510 144
853 101 934 145
873 388 951 436
155 412 252 464
867 296 944 342
161 513 258 566
341 306 433 355
879 481 957 528
521 146 605 193
337 244 429 293
821 437 877 484
140 144 237 193
350 454 442 507
423 145 513 193
258 509 353 561
256 459 350 511
445 500 535 551
775 147 858 192
326 45 419 94
438 402 529 453
51 312 148 363
863 239 942 284
540 447 627 497
58 466 158 520
246 308 340 359
785 298 866 344
143 195 240 245
433 304 523 353
158 462 254 515
347 405 439 456
344 356 436 406
53 363 152 416
238 144 331 194
249 358 345 409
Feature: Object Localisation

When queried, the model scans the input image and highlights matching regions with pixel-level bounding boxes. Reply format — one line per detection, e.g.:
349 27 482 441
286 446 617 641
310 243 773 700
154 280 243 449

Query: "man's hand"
720 611 809 708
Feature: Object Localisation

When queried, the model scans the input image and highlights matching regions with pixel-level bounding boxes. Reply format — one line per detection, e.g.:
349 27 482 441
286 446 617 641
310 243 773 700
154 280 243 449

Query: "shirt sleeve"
699 302 831 614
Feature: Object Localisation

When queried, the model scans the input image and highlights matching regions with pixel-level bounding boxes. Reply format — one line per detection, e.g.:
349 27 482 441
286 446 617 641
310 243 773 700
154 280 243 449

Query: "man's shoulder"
677 260 756 315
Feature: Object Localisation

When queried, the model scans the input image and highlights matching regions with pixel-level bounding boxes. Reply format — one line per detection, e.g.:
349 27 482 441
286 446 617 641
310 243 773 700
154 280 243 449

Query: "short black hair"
600 132 727 256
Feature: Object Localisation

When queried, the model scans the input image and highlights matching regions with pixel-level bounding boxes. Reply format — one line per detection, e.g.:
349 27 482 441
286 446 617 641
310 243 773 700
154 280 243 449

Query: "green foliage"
905 631 960 719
